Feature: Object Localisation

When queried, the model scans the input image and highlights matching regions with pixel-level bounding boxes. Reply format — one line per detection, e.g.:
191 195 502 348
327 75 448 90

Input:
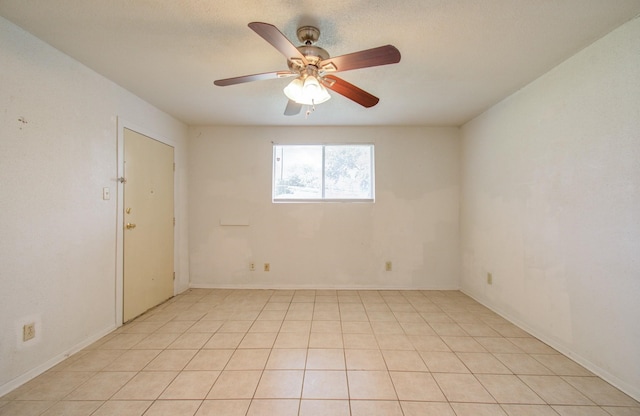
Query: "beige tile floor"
1 289 638 416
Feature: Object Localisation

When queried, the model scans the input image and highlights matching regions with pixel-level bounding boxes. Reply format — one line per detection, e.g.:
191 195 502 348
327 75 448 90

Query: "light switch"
102 187 110 200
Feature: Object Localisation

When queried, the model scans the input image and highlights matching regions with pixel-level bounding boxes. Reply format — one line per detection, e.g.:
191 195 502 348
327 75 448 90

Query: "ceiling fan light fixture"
214 22 400 115
283 76 331 105
303 75 321 94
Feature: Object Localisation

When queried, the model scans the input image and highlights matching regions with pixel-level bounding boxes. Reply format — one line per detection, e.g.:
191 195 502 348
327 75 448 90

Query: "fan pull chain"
305 100 316 118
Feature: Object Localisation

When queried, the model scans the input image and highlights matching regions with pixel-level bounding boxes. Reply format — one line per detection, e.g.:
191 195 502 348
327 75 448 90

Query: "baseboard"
461 289 640 402
189 283 460 291
0 324 116 398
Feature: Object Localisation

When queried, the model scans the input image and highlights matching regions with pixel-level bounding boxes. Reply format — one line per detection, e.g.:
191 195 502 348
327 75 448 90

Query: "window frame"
272 143 375 203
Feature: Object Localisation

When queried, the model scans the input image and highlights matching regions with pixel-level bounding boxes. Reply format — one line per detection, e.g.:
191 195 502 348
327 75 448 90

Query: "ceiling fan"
214 22 401 116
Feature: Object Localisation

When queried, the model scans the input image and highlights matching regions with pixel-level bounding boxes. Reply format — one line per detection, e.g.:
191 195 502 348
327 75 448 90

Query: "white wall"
188 126 460 290
0 16 189 395
460 17 640 399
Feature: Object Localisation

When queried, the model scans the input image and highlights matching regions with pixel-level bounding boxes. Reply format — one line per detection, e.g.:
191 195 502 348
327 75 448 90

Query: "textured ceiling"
1 1 639 126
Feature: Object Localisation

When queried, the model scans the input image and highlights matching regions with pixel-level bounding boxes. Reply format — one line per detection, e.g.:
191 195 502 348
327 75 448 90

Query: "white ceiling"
1 1 639 127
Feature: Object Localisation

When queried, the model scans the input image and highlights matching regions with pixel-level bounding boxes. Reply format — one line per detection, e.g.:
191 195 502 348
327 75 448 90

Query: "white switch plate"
102 187 110 200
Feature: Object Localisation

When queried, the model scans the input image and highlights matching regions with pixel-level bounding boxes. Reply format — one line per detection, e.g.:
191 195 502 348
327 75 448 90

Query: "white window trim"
272 143 375 203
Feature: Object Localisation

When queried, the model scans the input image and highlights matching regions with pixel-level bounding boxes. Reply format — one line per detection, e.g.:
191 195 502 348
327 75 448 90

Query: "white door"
123 128 174 322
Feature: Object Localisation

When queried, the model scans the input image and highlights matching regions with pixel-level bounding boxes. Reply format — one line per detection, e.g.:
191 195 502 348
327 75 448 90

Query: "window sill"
272 198 375 204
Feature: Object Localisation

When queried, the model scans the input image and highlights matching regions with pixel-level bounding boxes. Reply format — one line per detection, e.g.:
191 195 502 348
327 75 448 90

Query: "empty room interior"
1 1 639 415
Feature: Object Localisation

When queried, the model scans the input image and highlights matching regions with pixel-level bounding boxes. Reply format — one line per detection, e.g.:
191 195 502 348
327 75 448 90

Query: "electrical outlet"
264 263 270 272
487 272 493 285
249 262 255 271
23 323 36 342
385 261 392 272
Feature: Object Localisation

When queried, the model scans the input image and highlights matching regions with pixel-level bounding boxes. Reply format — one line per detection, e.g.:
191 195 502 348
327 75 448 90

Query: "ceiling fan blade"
214 71 296 86
322 75 379 108
284 100 303 116
248 22 308 64
319 45 401 73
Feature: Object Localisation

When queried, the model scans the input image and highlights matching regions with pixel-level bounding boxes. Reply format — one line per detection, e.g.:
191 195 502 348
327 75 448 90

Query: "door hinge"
173 272 176 281
173 217 176 226
173 163 176 172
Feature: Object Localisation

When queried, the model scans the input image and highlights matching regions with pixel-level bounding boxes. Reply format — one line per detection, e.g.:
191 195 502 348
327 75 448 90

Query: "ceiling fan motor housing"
286 26 330 70
296 45 329 65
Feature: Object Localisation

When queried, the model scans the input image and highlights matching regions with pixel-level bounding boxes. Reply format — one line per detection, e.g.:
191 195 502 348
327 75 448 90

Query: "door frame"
116 117 177 326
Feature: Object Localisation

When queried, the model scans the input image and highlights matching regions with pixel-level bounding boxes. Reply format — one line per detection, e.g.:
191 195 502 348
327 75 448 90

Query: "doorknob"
126 223 137 230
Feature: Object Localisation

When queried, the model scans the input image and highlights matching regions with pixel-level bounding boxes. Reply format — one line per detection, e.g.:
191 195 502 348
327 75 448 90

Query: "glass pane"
273 145 323 199
324 145 373 199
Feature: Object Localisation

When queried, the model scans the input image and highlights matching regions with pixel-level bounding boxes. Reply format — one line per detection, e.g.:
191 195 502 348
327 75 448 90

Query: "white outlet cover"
16 315 41 348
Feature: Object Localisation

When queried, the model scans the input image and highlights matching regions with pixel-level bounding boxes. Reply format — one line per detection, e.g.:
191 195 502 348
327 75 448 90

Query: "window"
273 144 374 202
